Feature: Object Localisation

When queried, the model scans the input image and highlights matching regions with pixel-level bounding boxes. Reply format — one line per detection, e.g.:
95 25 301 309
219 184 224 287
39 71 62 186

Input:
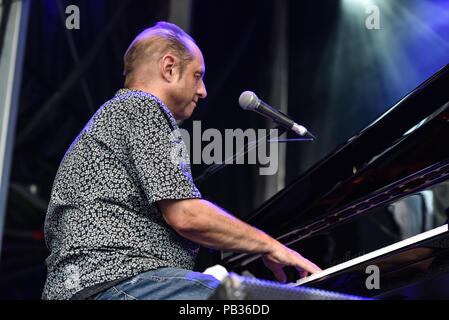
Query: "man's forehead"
190 43 206 72
188 41 203 59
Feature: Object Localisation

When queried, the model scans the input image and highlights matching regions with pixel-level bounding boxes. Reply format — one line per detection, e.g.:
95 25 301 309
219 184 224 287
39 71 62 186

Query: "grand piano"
218 63 449 299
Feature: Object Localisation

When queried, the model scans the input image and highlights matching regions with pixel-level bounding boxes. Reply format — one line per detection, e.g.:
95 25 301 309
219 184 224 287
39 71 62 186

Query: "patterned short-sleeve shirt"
42 88 202 300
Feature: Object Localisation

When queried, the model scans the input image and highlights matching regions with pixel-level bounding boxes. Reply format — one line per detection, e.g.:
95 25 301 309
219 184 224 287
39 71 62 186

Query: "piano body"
219 63 449 299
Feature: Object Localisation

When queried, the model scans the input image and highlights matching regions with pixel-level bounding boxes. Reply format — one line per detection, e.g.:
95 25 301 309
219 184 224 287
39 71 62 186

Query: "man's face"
169 45 207 120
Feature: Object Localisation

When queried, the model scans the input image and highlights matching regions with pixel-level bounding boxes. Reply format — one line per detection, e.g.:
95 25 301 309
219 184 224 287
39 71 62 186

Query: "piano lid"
243 63 449 242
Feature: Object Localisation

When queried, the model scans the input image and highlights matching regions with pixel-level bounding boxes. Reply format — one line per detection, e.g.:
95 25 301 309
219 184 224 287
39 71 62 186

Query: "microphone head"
239 91 260 111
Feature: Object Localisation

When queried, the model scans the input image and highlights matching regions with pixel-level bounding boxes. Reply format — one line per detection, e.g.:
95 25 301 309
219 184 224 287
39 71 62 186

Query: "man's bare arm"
158 198 321 282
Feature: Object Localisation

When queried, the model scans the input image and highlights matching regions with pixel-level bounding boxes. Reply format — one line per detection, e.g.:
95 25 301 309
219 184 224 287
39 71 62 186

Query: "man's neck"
126 84 180 120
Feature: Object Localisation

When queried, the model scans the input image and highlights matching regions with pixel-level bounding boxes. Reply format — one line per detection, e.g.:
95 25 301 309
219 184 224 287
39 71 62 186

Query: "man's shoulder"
92 88 166 122
108 88 177 128
111 88 162 108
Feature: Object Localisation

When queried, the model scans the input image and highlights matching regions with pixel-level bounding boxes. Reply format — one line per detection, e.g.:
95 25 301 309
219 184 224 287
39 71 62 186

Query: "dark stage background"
1 0 449 299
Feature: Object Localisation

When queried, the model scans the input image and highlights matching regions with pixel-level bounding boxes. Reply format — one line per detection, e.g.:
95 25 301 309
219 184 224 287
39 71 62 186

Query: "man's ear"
160 54 178 82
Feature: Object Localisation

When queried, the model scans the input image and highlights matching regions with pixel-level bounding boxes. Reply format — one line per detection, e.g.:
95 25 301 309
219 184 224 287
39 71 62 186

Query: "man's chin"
185 106 196 119
174 104 196 121
176 111 193 121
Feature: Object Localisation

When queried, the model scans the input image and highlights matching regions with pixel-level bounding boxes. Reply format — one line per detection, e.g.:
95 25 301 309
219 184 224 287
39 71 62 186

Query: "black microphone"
238 91 315 140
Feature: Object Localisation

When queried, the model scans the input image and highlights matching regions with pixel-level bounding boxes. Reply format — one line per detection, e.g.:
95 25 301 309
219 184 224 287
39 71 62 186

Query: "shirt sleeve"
127 95 202 204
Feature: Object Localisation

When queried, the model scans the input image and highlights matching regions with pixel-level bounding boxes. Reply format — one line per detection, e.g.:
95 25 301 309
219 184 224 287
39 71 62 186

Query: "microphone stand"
194 126 312 186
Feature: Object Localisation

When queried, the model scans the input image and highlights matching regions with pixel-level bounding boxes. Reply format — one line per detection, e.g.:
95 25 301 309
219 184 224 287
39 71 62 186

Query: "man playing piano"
41 21 321 300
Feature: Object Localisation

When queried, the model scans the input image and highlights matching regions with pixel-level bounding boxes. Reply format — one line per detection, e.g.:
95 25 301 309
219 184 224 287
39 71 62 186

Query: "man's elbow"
158 198 202 233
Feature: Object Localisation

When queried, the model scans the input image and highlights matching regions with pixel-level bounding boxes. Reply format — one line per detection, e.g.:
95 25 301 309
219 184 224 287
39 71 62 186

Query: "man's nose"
198 81 207 99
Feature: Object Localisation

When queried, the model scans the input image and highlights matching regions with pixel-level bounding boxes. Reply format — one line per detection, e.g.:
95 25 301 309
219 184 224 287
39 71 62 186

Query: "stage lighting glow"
343 0 376 8
313 0 449 143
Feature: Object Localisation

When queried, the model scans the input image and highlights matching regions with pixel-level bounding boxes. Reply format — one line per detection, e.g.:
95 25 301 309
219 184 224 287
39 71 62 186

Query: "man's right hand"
262 244 321 283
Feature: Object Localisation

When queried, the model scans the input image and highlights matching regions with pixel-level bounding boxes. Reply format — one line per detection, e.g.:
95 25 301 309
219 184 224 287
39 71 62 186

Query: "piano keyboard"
294 223 449 286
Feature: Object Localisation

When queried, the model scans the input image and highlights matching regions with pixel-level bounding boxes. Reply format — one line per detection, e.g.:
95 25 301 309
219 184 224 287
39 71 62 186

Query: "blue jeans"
94 267 220 300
